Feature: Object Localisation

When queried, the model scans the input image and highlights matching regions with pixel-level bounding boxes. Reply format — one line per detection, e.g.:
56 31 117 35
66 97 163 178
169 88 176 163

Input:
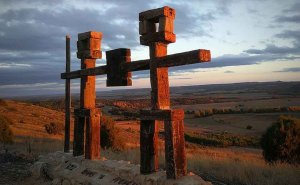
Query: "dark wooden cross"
61 6 211 179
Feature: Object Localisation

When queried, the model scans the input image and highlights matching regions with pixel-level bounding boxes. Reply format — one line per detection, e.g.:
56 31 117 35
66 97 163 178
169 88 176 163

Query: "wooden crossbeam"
140 109 184 121
61 49 210 79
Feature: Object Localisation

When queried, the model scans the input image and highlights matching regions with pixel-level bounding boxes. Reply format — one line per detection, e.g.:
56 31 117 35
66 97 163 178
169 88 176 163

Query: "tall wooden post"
73 31 102 159
64 35 71 153
140 42 169 173
139 6 187 179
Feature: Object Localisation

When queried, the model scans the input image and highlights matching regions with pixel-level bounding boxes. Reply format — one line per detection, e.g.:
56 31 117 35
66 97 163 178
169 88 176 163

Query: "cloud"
224 70 234 73
0 0 231 89
0 62 31 69
0 0 299 97
275 30 300 42
275 15 300 23
275 2 300 23
274 67 300 73
283 2 300 13
244 44 300 55
172 77 192 80
244 30 300 56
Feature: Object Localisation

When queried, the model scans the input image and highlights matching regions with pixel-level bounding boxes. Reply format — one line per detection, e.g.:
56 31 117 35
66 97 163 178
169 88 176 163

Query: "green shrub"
261 116 300 164
101 115 125 151
44 122 64 135
0 114 14 144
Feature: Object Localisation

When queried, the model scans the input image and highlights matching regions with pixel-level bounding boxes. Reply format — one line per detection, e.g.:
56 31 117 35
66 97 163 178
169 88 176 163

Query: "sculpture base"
31 151 212 185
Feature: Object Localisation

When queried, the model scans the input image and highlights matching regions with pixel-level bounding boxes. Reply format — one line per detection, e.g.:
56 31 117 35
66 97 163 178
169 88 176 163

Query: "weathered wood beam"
139 6 176 21
140 120 159 174
85 108 101 160
61 49 211 79
164 119 187 179
140 109 184 121
64 35 71 153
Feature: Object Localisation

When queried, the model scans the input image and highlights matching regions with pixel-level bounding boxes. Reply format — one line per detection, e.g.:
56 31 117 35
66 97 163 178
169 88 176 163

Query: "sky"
0 0 299 97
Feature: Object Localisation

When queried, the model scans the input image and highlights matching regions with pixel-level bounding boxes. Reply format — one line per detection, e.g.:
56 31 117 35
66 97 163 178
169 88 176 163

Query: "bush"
0 99 8 106
261 116 300 164
101 115 125 151
185 132 259 148
0 114 14 144
44 122 64 135
194 109 214 118
246 125 253 130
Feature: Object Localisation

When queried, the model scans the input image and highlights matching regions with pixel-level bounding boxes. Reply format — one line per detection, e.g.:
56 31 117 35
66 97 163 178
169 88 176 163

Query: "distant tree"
261 116 300 164
100 115 125 151
0 99 8 107
0 114 14 144
44 122 64 135
205 109 213 116
246 125 253 130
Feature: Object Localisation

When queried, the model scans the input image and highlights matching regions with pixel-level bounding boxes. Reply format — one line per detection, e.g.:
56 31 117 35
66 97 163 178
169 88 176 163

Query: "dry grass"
2 136 64 155
188 150 299 185
0 100 74 140
1 99 299 185
102 146 300 185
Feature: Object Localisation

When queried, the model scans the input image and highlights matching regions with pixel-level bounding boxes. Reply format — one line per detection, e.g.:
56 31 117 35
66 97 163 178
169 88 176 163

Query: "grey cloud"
244 44 300 55
244 30 300 56
273 67 300 73
168 51 299 73
0 0 299 97
172 77 192 80
224 70 234 73
283 2 300 13
275 15 300 23
275 30 300 41
0 7 139 52
274 67 300 73
0 0 218 88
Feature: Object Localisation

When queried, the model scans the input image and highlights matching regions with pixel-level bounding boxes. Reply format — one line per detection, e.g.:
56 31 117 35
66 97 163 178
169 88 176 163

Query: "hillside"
0 100 71 140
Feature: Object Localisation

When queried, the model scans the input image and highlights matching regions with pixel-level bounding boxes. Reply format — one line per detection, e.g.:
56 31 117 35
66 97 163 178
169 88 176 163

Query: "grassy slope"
1 99 299 185
0 100 74 153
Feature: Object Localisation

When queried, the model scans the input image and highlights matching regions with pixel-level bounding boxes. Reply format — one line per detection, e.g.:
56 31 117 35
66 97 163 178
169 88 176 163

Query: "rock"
32 151 211 185
31 162 46 179
31 161 53 181
51 178 61 185
62 179 71 185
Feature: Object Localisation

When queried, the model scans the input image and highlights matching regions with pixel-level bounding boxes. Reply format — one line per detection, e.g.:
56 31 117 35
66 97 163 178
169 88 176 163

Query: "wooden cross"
138 6 211 179
61 6 211 179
